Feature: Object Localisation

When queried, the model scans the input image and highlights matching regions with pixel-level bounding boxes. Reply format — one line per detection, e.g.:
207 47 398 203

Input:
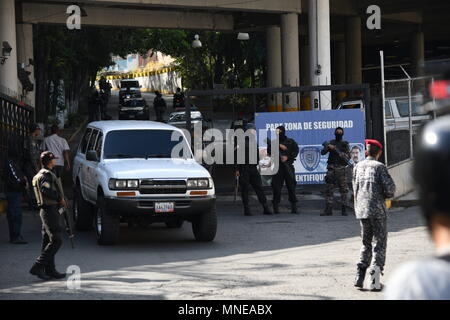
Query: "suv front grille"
140 180 186 194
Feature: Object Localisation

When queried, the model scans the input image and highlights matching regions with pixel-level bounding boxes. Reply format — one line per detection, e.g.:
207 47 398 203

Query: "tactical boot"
369 266 383 292
30 263 51 281
45 266 66 279
354 266 367 288
341 205 348 216
262 204 273 215
244 206 253 216
291 202 298 214
273 203 280 214
320 204 333 216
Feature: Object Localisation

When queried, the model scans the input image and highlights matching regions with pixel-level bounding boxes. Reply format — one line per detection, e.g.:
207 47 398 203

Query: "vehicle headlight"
127 180 139 188
187 178 210 189
109 179 139 190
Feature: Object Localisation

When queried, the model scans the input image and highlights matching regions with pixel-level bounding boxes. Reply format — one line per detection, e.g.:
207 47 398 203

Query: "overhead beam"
22 0 302 14
21 3 234 30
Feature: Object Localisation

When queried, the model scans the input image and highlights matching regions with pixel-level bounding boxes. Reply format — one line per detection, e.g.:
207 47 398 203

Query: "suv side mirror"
86 150 99 162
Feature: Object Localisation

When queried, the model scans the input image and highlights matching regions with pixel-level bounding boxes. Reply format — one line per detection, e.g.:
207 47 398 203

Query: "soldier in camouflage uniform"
320 127 350 216
353 139 396 291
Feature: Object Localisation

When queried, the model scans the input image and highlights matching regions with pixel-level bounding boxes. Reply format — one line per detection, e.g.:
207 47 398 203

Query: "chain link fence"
381 57 436 166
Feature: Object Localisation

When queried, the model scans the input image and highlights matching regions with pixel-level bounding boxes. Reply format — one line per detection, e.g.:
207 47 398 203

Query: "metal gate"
0 93 34 193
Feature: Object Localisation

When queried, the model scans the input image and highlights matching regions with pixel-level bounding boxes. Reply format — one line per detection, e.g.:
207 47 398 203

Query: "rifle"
322 141 351 166
58 199 75 249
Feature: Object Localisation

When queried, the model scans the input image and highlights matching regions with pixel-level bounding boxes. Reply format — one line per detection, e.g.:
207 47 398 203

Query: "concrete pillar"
412 30 425 77
16 23 35 107
281 13 300 111
0 0 19 96
309 0 332 110
266 25 282 112
345 16 362 84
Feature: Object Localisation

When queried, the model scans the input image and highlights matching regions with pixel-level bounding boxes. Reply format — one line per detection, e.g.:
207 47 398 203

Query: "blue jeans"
6 192 23 241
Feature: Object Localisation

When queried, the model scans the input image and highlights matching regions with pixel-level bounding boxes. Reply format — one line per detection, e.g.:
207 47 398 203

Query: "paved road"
107 90 173 121
0 197 433 300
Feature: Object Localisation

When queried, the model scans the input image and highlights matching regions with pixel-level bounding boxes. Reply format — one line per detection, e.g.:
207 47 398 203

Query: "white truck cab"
72 121 216 245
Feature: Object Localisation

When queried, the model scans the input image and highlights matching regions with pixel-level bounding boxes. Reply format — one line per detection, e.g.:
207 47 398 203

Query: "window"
87 130 99 152
168 112 203 122
95 132 103 159
395 99 422 117
80 128 92 154
103 130 191 159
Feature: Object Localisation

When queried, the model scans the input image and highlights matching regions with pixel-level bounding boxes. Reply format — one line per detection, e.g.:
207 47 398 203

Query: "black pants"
239 165 267 207
155 108 165 122
272 162 297 204
36 206 62 267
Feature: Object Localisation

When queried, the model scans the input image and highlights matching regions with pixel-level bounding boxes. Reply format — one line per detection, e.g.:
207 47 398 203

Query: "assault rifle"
322 141 351 166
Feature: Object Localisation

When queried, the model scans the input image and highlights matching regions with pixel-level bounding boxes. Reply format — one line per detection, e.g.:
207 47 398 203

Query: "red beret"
365 139 383 150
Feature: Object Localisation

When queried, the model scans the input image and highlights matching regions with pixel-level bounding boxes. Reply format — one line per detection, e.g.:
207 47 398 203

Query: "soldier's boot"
290 202 298 214
30 263 51 281
341 205 348 216
369 266 383 292
262 204 273 215
354 266 367 288
320 204 333 216
273 203 280 214
244 206 253 216
45 265 66 279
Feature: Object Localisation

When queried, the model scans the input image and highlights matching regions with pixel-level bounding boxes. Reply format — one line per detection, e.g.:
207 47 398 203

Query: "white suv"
72 121 216 245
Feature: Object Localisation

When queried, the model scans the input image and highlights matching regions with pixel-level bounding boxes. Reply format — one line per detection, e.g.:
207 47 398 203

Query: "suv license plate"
155 202 174 213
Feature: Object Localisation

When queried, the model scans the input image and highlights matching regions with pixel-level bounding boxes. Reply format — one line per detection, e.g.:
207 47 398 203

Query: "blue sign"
255 109 365 184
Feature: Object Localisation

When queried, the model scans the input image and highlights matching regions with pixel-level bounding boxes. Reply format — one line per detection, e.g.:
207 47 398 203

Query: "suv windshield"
103 130 191 159
395 99 423 117
121 81 139 89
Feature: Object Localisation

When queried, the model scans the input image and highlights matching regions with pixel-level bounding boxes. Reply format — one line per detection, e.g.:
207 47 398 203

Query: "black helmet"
414 114 450 222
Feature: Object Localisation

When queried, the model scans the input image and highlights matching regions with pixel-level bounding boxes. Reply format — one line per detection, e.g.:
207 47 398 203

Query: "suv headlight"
187 178 210 189
109 179 139 190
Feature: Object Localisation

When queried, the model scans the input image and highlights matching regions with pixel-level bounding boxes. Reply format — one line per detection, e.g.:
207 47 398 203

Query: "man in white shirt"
42 125 71 179
384 115 450 300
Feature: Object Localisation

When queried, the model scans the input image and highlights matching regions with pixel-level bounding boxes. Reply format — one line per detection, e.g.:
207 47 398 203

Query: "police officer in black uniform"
235 123 272 216
268 125 299 214
29 152 66 280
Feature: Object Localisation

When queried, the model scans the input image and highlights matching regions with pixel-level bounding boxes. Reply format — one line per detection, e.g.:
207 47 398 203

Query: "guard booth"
181 84 380 192
0 93 34 197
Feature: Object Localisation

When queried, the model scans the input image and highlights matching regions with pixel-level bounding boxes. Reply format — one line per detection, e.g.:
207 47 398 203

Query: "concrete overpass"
1 0 449 111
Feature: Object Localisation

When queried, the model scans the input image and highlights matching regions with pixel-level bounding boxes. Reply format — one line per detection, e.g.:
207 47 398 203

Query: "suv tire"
95 195 120 245
73 185 94 231
165 220 184 229
192 206 217 242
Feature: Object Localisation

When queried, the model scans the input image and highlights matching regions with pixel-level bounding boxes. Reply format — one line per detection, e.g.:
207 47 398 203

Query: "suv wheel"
192 206 217 242
95 195 120 245
165 220 184 229
73 185 94 231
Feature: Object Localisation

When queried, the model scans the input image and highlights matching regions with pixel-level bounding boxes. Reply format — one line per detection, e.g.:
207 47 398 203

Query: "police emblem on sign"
300 146 321 171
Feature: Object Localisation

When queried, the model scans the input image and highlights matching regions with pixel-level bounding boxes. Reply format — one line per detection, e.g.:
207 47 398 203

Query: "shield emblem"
300 146 321 172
